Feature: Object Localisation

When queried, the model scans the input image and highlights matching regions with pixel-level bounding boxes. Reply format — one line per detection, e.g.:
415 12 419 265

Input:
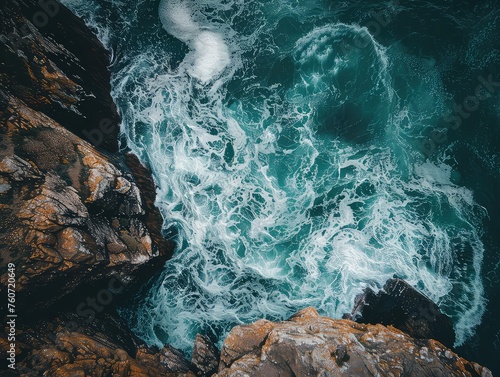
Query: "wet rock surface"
0 0 182 375
346 278 456 348
191 334 220 377
1 304 491 377
0 0 120 152
0 312 190 376
0 0 174 314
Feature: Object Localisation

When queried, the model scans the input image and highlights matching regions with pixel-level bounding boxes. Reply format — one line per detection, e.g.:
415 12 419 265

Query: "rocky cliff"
0 0 493 376
9 312 192 376
0 0 173 313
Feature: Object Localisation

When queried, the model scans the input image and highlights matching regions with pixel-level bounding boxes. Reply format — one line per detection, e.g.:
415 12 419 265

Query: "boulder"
191 334 220 376
346 278 456 348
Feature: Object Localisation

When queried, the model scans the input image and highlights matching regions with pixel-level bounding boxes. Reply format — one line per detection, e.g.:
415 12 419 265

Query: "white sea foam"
60 0 487 353
189 31 231 83
159 0 231 83
159 0 199 40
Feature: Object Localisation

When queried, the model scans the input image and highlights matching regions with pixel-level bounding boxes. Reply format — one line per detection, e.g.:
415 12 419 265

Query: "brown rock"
11 313 190 377
0 0 120 152
215 307 492 377
0 1 179 376
0 0 174 313
219 319 275 371
0 97 167 310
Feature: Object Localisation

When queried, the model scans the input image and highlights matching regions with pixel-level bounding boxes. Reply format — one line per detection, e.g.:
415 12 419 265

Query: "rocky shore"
0 0 492 376
216 307 490 377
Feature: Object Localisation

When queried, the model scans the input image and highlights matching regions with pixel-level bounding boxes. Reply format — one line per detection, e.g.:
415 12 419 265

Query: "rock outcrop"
3 304 491 377
216 307 492 377
346 278 456 348
0 0 120 152
191 334 220 377
1 311 193 376
0 0 174 313
0 1 184 375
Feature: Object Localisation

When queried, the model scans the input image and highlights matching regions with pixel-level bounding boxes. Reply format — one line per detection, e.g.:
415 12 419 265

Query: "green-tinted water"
61 0 500 372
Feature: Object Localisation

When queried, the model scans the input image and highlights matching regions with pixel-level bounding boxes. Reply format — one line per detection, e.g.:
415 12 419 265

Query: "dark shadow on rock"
344 278 456 348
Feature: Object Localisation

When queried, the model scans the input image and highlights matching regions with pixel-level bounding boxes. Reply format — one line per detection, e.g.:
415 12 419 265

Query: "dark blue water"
62 0 500 373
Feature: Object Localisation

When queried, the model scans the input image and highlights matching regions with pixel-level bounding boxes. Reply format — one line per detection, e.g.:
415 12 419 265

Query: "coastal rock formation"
191 334 220 377
0 0 120 151
0 0 173 312
216 307 492 377
346 278 456 348
2 309 222 376
8 312 191 376
0 1 493 376
3 305 491 377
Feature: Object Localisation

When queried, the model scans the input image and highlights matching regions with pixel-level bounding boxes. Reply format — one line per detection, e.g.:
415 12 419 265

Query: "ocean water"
61 0 500 371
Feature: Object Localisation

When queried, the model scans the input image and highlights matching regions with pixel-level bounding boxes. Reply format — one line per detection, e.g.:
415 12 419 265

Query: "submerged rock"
346 278 456 348
216 307 491 377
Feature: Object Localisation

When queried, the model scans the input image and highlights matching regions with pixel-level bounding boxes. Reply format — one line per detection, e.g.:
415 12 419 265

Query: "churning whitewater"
61 0 489 354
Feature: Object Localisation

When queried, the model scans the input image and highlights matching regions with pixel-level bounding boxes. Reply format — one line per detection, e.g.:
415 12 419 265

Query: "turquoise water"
62 0 500 362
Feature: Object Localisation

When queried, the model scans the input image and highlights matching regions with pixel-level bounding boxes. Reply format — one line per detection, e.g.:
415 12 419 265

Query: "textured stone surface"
0 93 171 311
0 0 120 151
0 1 187 375
191 334 220 377
346 278 456 348
0 0 174 313
0 1 183 375
216 307 492 377
0 312 190 377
